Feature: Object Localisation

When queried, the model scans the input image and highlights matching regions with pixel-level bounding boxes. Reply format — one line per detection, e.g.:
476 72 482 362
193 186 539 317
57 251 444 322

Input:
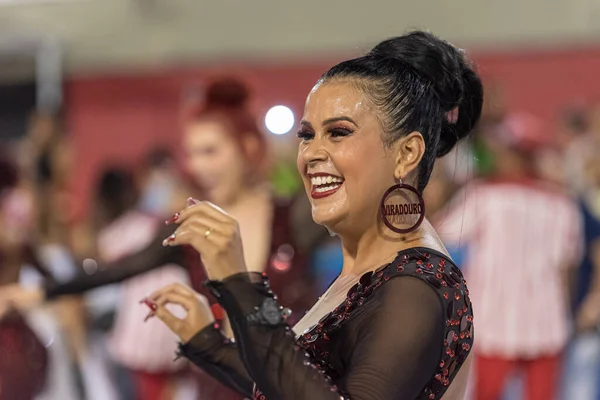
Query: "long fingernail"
187 197 200 206
141 299 158 311
144 312 155 322
165 212 180 225
162 234 176 247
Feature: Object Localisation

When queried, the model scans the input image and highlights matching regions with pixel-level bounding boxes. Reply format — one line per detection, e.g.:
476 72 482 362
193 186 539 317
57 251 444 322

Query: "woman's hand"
144 283 215 343
164 198 247 281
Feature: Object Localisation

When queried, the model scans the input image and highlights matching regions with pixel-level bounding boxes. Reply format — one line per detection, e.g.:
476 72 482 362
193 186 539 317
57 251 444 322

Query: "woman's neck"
338 218 446 277
218 183 271 212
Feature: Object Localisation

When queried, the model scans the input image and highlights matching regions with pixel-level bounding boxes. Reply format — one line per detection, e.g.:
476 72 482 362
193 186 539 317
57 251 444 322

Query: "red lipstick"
308 172 344 200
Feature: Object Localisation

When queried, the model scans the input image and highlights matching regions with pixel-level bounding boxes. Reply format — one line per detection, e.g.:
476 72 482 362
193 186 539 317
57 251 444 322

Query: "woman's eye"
296 130 314 140
329 128 353 138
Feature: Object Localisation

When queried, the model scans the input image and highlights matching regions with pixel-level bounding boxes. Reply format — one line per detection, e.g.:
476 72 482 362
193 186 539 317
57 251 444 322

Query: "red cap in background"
488 113 551 153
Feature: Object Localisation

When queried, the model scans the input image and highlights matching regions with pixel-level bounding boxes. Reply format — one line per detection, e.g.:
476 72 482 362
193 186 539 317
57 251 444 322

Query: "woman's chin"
312 212 345 234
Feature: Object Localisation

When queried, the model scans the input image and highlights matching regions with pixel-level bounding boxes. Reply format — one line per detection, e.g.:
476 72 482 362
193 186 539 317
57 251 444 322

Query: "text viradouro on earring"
379 179 425 234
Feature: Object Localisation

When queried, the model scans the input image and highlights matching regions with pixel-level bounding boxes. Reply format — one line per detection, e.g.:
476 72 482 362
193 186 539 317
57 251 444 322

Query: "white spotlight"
265 105 294 135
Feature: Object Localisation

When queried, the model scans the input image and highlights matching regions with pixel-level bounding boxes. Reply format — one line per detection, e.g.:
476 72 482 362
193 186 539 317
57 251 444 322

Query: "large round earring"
379 178 425 234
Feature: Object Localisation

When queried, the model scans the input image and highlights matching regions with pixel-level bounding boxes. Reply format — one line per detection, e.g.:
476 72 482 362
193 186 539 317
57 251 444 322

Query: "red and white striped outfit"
97 210 190 372
436 178 583 358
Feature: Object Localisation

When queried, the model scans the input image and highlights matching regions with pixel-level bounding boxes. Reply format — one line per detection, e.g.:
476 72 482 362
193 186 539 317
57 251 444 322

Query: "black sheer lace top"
179 247 474 400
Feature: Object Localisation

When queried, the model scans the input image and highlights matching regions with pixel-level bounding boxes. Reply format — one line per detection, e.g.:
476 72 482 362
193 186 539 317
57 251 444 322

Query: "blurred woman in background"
77 166 191 400
17 113 84 400
168 77 319 399
137 148 185 218
0 77 318 400
0 151 50 400
178 78 317 316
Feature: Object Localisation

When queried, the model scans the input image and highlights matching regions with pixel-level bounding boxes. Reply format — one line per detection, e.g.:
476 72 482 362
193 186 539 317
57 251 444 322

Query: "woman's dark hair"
0 152 18 195
143 147 175 169
562 106 589 134
94 167 138 226
321 30 483 191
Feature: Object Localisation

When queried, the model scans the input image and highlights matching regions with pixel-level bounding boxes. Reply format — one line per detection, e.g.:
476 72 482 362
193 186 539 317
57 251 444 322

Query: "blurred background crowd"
1 1 600 399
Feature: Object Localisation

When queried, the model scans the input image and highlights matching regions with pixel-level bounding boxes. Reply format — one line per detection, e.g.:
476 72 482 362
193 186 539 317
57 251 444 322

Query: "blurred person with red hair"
175 77 318 323
435 113 583 400
0 77 318 400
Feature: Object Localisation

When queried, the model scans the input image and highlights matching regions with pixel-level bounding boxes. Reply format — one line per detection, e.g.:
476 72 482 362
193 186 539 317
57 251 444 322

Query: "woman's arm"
149 283 253 397
203 273 444 399
179 324 254 397
45 224 184 299
0 225 186 318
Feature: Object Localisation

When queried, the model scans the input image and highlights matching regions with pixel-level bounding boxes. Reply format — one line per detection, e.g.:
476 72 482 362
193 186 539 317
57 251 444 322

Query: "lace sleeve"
209 272 444 399
44 224 185 299
178 323 254 397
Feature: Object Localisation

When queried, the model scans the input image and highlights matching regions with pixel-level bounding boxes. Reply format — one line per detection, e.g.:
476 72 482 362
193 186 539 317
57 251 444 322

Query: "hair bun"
205 77 251 109
437 68 483 157
369 31 483 157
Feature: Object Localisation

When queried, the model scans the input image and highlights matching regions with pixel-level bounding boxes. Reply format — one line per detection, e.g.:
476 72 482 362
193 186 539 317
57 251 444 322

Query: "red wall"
65 46 600 218
476 46 600 116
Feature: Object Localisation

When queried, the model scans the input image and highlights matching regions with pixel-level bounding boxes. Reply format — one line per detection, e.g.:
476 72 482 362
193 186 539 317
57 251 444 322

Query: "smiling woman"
148 30 482 400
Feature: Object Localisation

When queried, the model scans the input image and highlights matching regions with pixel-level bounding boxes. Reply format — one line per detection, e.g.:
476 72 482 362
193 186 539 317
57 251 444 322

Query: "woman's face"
183 119 247 205
0 188 35 249
296 80 399 234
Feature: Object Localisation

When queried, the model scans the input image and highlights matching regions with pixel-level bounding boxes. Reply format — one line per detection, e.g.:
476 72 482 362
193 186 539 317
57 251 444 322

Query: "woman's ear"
393 131 425 180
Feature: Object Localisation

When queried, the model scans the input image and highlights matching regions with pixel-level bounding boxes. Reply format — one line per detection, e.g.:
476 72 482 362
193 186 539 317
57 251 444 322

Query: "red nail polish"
163 233 176 244
144 312 155 322
141 299 158 312
165 212 180 225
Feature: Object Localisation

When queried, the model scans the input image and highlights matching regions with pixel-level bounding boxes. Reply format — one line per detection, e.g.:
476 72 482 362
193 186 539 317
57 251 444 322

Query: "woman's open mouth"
309 173 344 199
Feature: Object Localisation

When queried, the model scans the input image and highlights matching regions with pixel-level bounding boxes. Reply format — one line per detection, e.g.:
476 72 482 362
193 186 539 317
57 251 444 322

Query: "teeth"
315 185 340 193
310 176 343 186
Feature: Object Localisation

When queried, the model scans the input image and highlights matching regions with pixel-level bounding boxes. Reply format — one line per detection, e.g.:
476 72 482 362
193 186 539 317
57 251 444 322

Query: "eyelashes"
296 129 314 140
330 127 353 137
296 127 354 141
